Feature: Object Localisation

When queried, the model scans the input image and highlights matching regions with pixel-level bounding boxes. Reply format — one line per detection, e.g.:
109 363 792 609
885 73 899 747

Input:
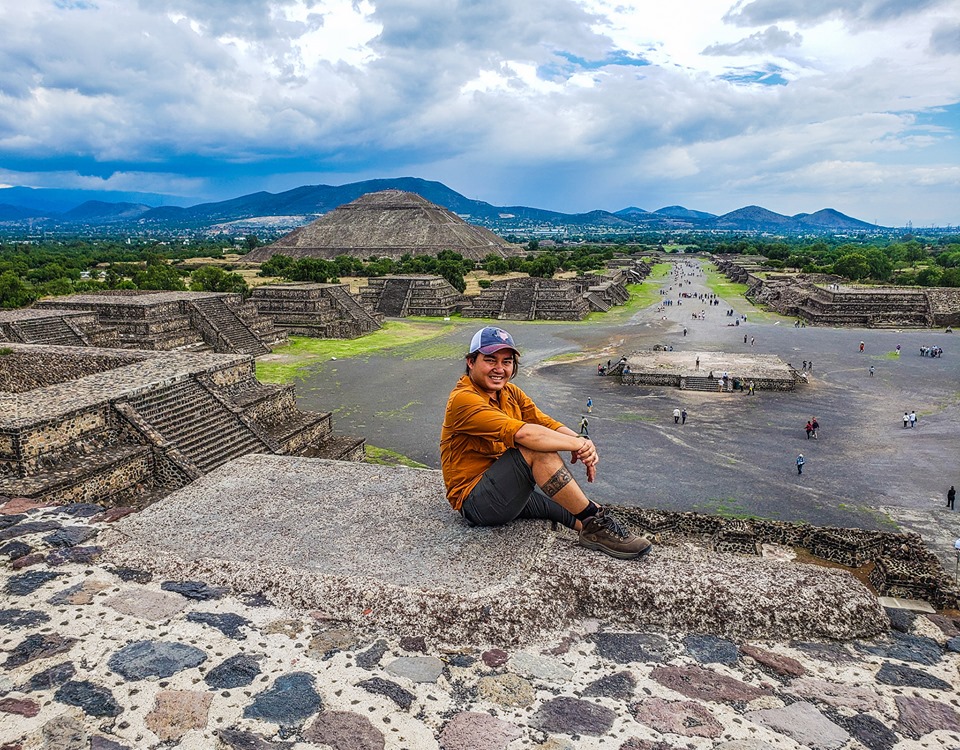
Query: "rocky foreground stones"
0 501 959 749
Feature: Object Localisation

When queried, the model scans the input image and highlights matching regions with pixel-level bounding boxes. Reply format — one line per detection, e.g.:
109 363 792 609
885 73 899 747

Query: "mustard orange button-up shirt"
440 374 564 510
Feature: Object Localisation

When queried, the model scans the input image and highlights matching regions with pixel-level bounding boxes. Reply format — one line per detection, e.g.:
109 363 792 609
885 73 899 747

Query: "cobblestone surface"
0 501 958 749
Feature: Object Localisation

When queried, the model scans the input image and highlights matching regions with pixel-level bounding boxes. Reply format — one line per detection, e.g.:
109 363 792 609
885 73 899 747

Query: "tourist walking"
869 366 875 377
587 397 593 413
673 407 681 424
748 381 755 395
796 454 805 475
811 417 819 439
805 421 813 439
859 341 865 353
948 486 956 510
439 326 651 559
909 411 917 428
750 336 755 346
681 408 687 425
579 416 589 437
903 412 910 428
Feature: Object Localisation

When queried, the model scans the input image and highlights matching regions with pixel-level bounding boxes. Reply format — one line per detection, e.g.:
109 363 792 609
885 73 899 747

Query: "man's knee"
518 445 562 470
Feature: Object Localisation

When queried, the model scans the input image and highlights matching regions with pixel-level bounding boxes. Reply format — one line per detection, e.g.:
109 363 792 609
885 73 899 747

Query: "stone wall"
35 291 284 355
461 277 590 320
0 348 148 393
0 343 364 508
359 275 463 318
252 283 383 338
734 267 960 329
618 507 957 608
0 309 118 348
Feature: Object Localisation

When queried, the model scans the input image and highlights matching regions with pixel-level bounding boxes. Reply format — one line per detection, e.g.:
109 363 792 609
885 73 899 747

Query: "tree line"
2 232 958 310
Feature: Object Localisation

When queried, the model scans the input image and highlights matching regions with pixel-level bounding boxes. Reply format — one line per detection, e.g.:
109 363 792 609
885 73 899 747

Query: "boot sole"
579 539 653 560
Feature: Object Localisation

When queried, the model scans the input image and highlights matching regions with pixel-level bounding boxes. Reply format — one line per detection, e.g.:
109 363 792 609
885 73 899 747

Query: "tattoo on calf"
542 466 573 496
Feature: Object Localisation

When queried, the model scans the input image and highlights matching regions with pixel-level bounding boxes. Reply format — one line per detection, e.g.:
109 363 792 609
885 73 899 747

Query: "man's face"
467 350 515 396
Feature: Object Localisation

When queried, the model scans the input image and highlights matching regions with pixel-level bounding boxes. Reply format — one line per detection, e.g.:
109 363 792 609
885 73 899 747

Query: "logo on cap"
469 327 518 355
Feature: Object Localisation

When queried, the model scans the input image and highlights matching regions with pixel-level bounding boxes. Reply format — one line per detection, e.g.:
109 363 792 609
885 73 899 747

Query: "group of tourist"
804 418 820 439
672 407 688 424
902 411 918 428
919 346 943 357
800 360 814 371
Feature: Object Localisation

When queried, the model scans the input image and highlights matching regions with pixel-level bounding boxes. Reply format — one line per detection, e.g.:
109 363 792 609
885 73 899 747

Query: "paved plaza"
294 261 960 569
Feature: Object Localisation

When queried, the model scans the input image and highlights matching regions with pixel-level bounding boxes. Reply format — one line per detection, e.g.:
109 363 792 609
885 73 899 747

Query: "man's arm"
514 422 598 482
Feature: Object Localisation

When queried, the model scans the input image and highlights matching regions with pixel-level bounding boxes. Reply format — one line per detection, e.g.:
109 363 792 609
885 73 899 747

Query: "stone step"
193 432 265 473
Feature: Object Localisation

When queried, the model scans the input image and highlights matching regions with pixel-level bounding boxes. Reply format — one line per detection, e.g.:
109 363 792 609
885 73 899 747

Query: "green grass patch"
256 321 458 383
879 351 900 360
693 497 775 520
543 351 587 363
649 263 671 279
364 445 429 468
702 265 750 299
374 401 423 420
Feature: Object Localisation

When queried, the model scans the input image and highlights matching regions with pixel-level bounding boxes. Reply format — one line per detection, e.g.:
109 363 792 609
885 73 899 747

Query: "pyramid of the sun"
245 190 520 263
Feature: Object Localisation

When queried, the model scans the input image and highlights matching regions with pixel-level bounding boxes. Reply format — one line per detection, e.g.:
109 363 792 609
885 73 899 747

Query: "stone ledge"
103 455 888 646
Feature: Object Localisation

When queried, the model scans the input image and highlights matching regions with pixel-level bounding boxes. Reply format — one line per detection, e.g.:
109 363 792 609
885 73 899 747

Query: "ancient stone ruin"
359 275 465 317
619 507 957 609
0 343 363 508
606 351 801 392
461 277 592 320
569 270 631 312
0 308 118 348
35 291 285 356
245 190 521 263
714 256 960 328
251 283 383 338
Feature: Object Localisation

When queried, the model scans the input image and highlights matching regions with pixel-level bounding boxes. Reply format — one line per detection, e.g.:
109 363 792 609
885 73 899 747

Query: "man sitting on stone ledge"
440 326 651 560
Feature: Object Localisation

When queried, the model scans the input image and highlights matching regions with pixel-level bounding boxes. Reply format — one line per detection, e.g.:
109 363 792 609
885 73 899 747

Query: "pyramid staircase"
681 376 724 392
11 317 86 346
127 380 269 473
375 278 414 316
190 297 270 356
325 284 383 332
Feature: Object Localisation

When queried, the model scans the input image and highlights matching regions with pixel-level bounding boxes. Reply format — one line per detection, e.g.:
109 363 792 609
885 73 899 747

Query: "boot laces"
596 509 630 539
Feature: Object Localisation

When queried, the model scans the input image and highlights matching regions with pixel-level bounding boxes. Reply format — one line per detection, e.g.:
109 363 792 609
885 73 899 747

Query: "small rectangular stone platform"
104 455 887 645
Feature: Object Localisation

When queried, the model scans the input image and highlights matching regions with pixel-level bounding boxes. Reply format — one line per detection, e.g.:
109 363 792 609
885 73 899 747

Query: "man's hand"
570 438 598 482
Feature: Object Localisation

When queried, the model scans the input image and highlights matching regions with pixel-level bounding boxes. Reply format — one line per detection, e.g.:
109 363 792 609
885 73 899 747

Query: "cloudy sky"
1 0 958 225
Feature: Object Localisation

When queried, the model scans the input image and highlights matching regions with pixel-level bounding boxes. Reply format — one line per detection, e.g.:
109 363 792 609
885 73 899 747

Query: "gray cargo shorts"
460 448 576 529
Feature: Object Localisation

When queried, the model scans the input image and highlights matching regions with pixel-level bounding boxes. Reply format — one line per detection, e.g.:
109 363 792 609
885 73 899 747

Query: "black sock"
575 501 600 522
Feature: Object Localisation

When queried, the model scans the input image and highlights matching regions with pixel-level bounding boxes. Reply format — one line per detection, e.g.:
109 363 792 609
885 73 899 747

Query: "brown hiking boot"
579 508 652 559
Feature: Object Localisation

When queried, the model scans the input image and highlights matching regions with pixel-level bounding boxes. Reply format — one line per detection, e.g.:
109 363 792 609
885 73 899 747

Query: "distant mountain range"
0 177 885 235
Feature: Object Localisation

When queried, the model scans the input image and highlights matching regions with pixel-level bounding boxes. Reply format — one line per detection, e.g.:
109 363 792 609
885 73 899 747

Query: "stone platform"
104 455 886 645
3 475 960 749
611 351 800 391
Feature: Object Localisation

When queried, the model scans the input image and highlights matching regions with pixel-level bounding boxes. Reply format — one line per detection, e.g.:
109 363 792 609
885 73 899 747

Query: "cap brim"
476 344 519 355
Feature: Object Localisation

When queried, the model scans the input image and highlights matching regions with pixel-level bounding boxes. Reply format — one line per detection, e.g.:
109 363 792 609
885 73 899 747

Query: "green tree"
132 263 188 291
939 268 960 287
915 266 942 286
190 266 249 294
0 271 38 308
863 248 893 281
832 253 871 281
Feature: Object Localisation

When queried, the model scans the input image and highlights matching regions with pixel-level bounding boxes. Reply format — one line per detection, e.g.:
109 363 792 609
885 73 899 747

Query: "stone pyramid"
246 190 519 263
